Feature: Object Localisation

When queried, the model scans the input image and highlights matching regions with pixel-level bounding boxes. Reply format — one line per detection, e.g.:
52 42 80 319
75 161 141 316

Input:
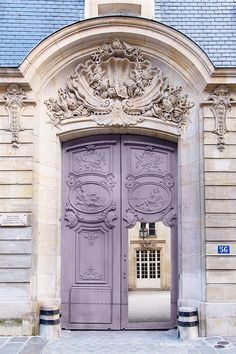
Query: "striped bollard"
39 306 61 340
178 306 199 340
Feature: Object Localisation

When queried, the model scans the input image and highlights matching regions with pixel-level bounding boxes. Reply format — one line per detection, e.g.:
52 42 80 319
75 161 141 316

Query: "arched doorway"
17 14 211 335
61 134 177 329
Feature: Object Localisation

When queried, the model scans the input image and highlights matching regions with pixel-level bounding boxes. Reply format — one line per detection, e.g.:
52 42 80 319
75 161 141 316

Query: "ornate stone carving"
45 40 194 129
70 182 111 213
105 173 116 188
209 85 232 152
125 174 136 189
135 146 165 173
162 207 176 227
74 145 107 172
2 84 27 148
163 174 175 188
123 208 139 228
100 202 118 228
82 231 101 246
142 241 158 250
65 174 116 228
129 182 171 214
80 266 102 280
64 207 79 229
67 174 79 188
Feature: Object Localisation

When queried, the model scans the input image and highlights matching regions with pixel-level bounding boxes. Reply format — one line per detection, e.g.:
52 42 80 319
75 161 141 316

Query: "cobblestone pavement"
0 330 235 354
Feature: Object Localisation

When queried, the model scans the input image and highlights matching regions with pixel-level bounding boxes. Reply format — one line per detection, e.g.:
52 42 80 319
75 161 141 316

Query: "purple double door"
61 135 177 330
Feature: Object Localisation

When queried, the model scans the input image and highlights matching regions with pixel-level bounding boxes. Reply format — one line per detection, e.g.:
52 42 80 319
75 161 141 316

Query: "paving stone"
0 332 236 354
9 337 28 343
0 339 9 347
224 337 236 346
18 337 47 354
205 336 224 345
220 348 236 353
192 338 209 346
3 343 23 348
26 337 47 345
20 350 42 354
193 346 219 354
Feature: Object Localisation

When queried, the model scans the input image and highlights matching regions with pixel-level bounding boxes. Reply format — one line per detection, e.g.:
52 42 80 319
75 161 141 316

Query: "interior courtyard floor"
128 290 170 322
0 331 236 354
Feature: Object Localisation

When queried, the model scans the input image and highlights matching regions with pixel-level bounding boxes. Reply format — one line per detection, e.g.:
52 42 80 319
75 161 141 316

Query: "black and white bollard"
39 306 61 340
178 306 199 340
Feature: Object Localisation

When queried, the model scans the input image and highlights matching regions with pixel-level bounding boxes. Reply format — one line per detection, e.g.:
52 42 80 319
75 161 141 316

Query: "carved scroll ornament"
45 40 194 129
0 84 36 148
209 85 232 152
80 266 102 280
2 84 27 148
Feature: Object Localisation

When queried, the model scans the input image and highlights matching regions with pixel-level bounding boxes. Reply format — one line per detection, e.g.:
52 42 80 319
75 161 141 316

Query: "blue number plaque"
218 245 230 254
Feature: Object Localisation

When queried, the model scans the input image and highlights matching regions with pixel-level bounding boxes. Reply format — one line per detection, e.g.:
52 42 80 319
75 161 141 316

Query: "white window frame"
140 222 156 237
136 249 161 288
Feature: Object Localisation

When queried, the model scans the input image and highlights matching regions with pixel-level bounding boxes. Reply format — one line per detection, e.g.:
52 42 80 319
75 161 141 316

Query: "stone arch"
20 17 214 91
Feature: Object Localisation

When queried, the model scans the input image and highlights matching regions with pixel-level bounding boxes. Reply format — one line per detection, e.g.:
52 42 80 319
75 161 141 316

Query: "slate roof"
0 0 236 67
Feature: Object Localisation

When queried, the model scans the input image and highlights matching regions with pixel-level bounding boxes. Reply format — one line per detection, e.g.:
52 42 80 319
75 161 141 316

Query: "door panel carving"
121 135 177 329
122 139 176 226
62 135 177 330
75 227 107 284
62 136 120 329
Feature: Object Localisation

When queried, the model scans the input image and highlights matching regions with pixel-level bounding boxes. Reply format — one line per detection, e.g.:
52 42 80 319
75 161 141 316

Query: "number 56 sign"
218 245 230 254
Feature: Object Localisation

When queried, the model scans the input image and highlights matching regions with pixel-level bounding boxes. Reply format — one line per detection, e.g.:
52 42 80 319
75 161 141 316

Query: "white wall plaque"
0 213 27 227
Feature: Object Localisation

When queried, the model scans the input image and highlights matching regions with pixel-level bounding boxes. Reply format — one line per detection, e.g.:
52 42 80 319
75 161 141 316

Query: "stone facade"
0 85 35 335
203 87 236 335
0 13 236 336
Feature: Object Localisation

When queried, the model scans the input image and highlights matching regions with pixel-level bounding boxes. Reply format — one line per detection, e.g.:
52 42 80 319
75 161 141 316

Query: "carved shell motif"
45 40 194 129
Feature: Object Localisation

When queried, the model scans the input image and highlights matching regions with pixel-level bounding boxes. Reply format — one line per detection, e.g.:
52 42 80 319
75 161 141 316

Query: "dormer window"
98 3 141 16
85 0 155 19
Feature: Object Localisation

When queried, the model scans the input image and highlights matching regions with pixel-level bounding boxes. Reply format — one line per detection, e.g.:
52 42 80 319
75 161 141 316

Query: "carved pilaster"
0 84 35 149
209 85 232 152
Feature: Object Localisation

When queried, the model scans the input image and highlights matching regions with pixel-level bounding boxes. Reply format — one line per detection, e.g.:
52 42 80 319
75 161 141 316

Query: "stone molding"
0 84 35 148
45 40 194 130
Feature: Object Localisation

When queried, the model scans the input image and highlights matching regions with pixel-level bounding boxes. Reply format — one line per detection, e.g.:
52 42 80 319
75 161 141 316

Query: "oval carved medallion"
70 182 111 214
129 182 171 214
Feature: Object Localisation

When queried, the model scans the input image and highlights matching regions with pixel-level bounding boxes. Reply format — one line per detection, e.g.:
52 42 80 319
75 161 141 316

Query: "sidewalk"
0 330 235 354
